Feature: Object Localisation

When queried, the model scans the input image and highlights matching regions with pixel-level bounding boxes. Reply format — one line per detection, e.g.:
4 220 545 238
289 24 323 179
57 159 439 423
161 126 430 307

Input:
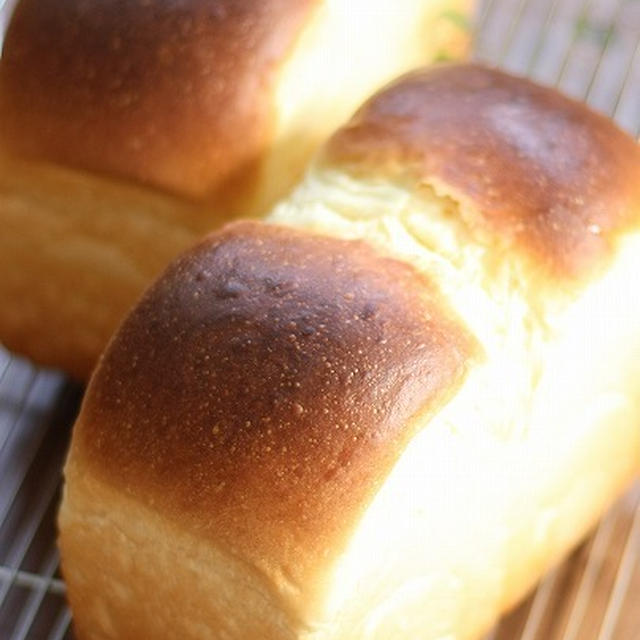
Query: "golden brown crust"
76 220 475 609
323 63 640 279
0 0 316 199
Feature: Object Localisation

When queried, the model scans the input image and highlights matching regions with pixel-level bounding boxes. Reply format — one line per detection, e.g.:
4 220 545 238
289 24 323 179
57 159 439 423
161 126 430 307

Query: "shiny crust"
323 63 640 279
0 0 315 198
76 221 475 607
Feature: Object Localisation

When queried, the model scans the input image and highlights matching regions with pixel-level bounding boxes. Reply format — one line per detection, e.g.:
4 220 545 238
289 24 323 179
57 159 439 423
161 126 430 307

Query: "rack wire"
0 0 639 638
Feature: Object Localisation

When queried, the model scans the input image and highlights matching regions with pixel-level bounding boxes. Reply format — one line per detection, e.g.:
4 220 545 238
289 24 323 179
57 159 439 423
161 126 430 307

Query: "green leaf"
440 9 471 31
574 14 617 46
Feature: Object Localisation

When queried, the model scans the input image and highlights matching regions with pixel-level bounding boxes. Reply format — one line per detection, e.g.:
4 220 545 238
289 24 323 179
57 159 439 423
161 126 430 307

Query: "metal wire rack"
0 0 639 638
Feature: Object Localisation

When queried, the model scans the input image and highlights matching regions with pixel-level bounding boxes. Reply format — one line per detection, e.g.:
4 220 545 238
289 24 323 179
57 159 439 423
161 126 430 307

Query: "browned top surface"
0 0 315 199
74 221 475 613
324 63 640 281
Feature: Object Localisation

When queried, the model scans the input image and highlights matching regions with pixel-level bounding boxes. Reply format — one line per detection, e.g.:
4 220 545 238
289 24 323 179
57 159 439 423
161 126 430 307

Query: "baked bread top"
0 0 316 199
0 0 472 213
323 63 640 280
78 220 476 616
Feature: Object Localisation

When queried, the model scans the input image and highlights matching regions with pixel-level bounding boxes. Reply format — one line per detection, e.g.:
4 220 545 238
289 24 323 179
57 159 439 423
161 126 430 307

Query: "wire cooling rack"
0 0 639 638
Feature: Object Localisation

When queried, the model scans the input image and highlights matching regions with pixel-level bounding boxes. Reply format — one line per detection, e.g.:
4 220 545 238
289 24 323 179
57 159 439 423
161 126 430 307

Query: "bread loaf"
58 64 640 639
0 0 470 378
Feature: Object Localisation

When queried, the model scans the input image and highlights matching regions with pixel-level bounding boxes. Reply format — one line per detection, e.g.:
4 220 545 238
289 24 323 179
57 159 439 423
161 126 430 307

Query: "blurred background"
0 0 639 638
